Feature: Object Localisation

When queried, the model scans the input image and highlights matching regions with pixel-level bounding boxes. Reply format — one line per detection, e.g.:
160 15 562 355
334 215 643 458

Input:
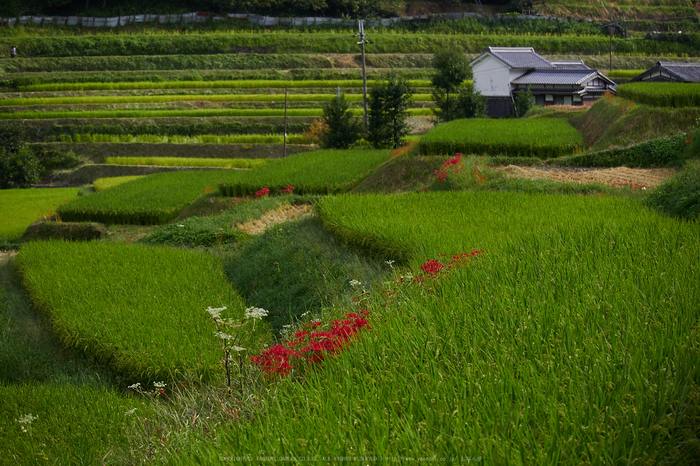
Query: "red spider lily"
255 187 270 197
251 313 371 376
687 134 693 145
280 185 295 195
420 260 444 277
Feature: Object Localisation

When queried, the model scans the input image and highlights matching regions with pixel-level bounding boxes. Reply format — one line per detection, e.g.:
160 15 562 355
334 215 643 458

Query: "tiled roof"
551 60 593 71
485 46 555 69
658 62 700 82
511 70 600 85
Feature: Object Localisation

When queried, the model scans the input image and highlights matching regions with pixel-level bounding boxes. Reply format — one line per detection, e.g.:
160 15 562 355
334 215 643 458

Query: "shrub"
0 146 41 189
645 160 700 220
553 134 689 168
320 95 362 149
368 75 414 149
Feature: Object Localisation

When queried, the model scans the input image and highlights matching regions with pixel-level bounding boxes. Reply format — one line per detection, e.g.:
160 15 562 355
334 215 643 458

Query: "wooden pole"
283 87 288 158
609 15 613 74
361 35 369 132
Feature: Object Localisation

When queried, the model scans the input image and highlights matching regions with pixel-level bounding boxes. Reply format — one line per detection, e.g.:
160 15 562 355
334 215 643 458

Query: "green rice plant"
0 93 434 108
93 176 144 191
59 133 310 145
19 79 432 93
617 82 700 107
217 149 391 197
15 240 265 381
0 383 152 463
56 170 233 225
420 118 583 158
104 157 267 169
0 188 78 242
607 69 645 78
0 107 433 120
196 190 698 463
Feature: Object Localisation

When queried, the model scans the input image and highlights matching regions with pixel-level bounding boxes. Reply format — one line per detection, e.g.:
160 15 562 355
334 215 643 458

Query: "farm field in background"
2 11 699 464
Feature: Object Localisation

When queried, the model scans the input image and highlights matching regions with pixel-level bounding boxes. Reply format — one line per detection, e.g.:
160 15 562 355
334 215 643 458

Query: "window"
545 94 553 102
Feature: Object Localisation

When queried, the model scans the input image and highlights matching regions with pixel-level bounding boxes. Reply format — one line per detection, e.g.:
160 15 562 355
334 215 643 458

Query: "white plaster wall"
472 55 511 97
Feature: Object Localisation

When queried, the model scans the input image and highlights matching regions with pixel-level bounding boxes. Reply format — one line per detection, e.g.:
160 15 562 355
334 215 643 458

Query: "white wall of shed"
472 55 511 97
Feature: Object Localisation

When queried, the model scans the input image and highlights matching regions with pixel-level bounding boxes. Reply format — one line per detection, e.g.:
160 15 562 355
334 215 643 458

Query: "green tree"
320 94 361 149
454 83 487 119
514 86 534 117
431 49 473 123
0 146 41 189
367 74 414 149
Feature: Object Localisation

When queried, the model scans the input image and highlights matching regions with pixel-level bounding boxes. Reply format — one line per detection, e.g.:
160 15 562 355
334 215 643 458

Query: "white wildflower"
301 311 309 317
230 346 246 352
386 260 395 267
128 382 141 391
124 408 138 416
205 306 227 319
16 414 38 425
283 324 291 328
177 225 185 228
244 307 268 320
153 381 167 389
215 331 235 341
349 279 362 287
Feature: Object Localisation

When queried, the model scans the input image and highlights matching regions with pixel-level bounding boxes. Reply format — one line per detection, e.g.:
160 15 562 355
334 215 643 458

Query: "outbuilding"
629 61 700 83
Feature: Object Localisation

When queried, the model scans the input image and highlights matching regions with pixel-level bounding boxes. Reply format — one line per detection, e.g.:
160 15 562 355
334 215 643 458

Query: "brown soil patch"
237 204 312 235
503 166 677 188
0 251 17 262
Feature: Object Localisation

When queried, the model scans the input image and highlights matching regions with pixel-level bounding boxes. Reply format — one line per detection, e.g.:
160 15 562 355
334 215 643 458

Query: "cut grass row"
15 240 262 382
0 107 434 120
0 188 79 243
104 157 267 169
0 93 435 107
17 79 432 93
420 118 584 158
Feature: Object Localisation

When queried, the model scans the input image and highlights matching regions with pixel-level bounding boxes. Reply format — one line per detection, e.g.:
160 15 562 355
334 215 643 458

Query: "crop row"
104 156 267 168
56 133 310 144
0 187 79 242
0 93 434 107
0 107 434 120
5 32 699 58
616 82 700 107
420 118 584 158
0 54 433 74
57 149 391 224
15 240 260 382
16 79 432 92
217 148 392 197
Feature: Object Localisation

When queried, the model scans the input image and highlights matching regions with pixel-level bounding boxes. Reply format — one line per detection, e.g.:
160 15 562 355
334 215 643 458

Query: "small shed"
629 62 700 83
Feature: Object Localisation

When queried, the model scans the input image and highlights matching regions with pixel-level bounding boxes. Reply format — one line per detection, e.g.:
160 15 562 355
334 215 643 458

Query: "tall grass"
218 149 392 196
616 82 700 107
191 191 700 462
15 240 263 382
0 188 79 242
420 118 583 158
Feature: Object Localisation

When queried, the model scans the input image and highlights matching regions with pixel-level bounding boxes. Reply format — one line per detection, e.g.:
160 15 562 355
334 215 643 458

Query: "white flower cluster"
128 382 141 391
153 381 167 389
16 414 37 425
205 306 227 319
244 307 268 320
215 331 235 341
124 408 138 416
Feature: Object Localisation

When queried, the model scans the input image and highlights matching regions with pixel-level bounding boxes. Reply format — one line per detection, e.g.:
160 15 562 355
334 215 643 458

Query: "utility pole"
356 20 372 133
283 87 288 158
609 14 613 74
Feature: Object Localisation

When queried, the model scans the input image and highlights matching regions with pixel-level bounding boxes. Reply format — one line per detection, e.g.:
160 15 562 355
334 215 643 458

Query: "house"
629 61 700 83
469 47 616 117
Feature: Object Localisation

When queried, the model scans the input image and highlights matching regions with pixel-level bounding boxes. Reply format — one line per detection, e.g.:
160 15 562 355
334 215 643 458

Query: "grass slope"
0 188 79 243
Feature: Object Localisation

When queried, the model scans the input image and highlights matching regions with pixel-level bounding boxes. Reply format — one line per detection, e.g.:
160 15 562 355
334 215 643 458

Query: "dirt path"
237 204 313 235
502 166 677 188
